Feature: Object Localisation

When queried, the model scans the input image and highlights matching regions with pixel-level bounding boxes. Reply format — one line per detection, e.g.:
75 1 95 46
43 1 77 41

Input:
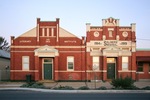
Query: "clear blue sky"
0 0 150 48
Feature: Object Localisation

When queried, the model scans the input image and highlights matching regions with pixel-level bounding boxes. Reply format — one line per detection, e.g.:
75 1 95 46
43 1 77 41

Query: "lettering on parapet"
120 42 127 45
94 42 102 45
20 40 31 43
64 41 76 43
104 41 117 46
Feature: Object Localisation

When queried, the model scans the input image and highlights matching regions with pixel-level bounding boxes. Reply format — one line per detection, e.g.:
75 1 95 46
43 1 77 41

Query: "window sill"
67 70 74 71
137 72 144 74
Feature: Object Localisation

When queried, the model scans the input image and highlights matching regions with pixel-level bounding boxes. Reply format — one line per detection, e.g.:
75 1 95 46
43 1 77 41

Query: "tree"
0 36 9 51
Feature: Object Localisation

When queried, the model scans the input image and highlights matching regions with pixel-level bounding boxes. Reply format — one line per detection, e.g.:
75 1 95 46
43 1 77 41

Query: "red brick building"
10 17 150 81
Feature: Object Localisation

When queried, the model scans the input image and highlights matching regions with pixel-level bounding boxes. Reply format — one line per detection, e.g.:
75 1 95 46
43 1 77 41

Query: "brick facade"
10 17 150 81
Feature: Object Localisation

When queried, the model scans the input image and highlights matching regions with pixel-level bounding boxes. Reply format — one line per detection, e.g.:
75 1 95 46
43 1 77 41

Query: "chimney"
131 23 136 32
82 36 85 44
11 36 15 45
37 18 40 24
86 23 91 32
56 18 60 23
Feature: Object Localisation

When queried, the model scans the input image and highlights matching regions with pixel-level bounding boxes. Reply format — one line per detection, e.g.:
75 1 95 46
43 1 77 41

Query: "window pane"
138 62 143 66
44 59 52 62
137 66 143 72
68 57 73 62
107 58 115 63
122 63 128 69
93 57 99 70
93 63 99 70
122 57 128 70
67 57 74 70
23 64 29 70
24 57 29 63
68 62 73 69
137 62 143 72
122 57 128 62
22 56 29 70
93 57 99 62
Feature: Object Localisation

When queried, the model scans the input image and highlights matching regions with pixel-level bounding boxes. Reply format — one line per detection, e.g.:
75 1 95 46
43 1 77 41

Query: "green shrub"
141 86 150 90
78 86 90 90
97 86 107 90
111 76 135 89
20 82 45 89
54 85 74 90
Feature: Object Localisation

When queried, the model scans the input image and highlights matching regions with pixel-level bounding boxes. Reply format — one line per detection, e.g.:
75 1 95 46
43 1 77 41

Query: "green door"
44 64 52 80
107 63 115 79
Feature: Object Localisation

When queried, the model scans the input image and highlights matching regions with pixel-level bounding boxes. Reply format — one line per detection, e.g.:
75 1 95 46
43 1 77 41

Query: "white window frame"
67 56 74 71
22 56 29 70
92 57 99 71
109 30 113 37
122 57 128 70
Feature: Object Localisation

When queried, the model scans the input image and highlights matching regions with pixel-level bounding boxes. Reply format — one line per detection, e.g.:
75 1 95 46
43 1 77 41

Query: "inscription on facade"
46 39 50 43
93 41 129 46
120 42 127 45
64 41 76 43
20 40 31 43
104 41 117 46
94 42 102 45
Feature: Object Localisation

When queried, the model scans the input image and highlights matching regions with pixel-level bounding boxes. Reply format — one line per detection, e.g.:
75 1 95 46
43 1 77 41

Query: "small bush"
141 86 150 90
78 86 90 90
97 86 107 90
20 82 45 89
111 76 135 89
54 85 74 90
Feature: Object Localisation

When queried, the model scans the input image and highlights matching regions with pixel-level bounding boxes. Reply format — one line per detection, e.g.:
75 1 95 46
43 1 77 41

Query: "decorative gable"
34 45 59 57
102 17 119 26
103 46 121 51
19 27 36 37
59 27 78 37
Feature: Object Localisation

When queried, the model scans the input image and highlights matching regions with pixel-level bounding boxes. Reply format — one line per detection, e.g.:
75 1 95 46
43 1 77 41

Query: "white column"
47 28 49 36
42 28 44 36
51 28 54 36
37 24 39 41
57 24 58 42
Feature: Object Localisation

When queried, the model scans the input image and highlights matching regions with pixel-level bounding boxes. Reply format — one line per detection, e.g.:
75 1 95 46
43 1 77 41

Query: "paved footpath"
0 81 150 93
0 81 149 89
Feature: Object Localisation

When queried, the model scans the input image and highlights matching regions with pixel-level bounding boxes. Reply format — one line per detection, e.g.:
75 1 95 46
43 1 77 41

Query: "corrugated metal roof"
0 50 10 59
136 48 150 51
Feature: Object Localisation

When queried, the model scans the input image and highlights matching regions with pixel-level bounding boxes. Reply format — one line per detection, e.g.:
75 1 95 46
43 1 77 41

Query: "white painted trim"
11 51 85 53
86 70 107 72
37 24 39 42
22 56 29 71
11 46 85 48
47 28 49 36
118 70 136 72
11 51 34 52
67 56 74 71
10 70 38 72
108 28 114 31
57 24 58 42
40 26 56 28
55 70 85 72
59 51 85 53
42 28 44 36
42 58 53 80
51 28 54 36
136 72 144 74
